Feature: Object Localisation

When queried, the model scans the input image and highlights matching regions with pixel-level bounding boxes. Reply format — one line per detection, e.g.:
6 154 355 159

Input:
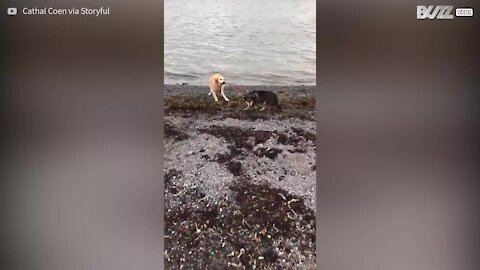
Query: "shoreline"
164 84 317 98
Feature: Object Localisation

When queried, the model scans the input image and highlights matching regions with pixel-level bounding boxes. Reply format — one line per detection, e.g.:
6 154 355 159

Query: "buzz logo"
417 5 454 19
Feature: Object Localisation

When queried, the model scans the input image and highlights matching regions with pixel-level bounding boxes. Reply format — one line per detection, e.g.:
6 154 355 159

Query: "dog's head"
244 91 258 107
215 75 226 85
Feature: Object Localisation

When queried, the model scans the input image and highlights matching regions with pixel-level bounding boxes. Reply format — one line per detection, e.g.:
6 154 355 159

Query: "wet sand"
164 85 316 269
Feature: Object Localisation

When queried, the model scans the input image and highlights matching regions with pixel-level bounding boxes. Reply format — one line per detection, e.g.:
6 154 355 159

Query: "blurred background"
1 1 164 270
316 1 479 270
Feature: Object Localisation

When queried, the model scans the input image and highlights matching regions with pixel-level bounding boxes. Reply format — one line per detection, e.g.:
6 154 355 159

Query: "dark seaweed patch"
288 148 307 153
274 131 302 146
230 179 314 235
291 127 316 142
165 169 183 185
165 122 189 141
164 177 315 269
226 161 242 176
200 126 273 150
164 95 315 121
255 147 283 159
214 145 244 164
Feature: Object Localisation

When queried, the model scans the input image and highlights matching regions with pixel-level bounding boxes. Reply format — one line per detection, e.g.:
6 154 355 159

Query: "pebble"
164 91 317 267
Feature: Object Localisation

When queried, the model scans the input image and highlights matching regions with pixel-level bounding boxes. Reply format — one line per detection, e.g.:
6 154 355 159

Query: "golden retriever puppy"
208 73 229 102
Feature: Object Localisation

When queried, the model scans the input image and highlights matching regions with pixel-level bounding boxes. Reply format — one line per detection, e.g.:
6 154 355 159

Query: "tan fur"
208 73 229 102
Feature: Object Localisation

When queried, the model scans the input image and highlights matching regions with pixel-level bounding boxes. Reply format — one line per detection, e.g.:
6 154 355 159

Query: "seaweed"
255 147 283 159
165 95 315 121
164 177 316 269
165 122 189 141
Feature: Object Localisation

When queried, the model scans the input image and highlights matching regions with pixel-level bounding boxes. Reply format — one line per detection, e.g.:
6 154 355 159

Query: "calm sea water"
164 0 316 85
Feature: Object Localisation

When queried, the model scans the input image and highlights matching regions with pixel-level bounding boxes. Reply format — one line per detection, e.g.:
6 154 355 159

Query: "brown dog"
208 73 229 102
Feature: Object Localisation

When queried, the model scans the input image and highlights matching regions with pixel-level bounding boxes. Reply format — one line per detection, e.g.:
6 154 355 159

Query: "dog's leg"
244 101 250 110
220 85 229 102
260 102 266 111
210 87 219 102
213 92 219 102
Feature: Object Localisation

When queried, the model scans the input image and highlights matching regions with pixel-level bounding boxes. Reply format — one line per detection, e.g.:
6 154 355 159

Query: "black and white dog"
243 90 281 111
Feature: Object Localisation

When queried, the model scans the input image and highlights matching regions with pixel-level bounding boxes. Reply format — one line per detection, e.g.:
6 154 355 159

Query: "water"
164 0 316 85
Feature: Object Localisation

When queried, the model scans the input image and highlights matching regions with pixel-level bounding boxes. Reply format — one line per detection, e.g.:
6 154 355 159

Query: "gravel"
164 85 316 269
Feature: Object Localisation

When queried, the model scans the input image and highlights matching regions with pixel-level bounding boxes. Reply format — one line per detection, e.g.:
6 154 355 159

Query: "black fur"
244 90 282 111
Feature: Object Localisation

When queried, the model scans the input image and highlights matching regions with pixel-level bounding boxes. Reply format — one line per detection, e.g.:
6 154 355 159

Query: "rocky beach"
164 85 316 269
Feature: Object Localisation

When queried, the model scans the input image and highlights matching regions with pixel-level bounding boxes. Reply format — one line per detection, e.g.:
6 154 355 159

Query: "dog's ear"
214 78 218 83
